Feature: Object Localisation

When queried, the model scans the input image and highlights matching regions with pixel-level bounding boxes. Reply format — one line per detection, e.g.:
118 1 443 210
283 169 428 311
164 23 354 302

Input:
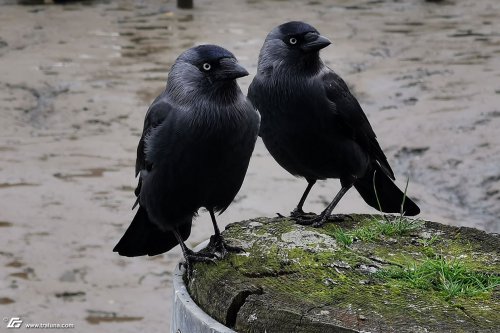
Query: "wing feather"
134 93 174 202
322 71 395 180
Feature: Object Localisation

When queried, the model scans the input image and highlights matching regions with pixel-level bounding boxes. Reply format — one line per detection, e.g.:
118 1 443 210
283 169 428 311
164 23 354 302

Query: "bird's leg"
296 185 352 227
290 179 317 218
202 209 244 258
173 228 215 279
206 209 226 257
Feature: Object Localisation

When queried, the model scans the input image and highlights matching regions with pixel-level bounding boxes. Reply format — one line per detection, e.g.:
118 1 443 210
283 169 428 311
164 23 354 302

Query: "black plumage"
114 45 260 268
248 21 419 226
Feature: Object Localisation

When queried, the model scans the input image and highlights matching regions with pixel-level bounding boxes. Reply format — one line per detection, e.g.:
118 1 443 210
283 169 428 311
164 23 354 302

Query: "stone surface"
188 215 499 333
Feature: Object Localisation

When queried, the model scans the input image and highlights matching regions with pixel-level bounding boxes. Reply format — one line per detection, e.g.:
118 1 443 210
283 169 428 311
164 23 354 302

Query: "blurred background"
0 0 499 332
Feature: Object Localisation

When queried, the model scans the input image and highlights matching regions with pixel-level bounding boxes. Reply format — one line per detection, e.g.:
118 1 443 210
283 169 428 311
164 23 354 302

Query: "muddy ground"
0 0 499 332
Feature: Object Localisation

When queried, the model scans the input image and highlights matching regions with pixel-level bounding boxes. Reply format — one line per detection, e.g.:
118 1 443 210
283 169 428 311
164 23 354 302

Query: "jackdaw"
248 21 419 226
114 45 260 270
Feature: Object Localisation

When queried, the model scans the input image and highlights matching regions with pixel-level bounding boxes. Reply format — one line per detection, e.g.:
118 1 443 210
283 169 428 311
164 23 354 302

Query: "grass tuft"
376 257 500 300
331 216 424 246
365 215 424 238
331 226 354 246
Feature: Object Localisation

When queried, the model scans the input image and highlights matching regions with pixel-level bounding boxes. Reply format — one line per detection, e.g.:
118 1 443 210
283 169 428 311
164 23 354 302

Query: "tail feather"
354 165 420 216
113 206 191 257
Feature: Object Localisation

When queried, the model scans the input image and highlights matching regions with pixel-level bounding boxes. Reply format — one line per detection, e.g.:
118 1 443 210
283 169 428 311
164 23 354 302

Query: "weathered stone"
187 215 499 332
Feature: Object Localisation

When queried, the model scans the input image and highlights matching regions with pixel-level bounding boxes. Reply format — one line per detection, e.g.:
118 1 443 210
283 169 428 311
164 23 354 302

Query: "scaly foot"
290 207 316 219
181 248 217 279
199 234 244 259
295 213 348 228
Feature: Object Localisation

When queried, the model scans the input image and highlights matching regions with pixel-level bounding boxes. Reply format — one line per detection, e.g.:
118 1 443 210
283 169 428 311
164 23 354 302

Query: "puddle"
53 168 114 180
0 297 15 305
6 260 24 267
0 183 38 188
85 310 143 325
9 272 30 280
55 291 86 300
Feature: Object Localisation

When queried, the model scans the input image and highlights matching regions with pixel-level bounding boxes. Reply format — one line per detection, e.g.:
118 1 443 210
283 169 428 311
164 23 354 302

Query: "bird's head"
167 45 248 100
258 21 331 73
181 45 249 81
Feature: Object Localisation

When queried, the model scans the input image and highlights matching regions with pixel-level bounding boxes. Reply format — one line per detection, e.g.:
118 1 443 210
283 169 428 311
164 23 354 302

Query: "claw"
200 234 245 259
295 213 347 228
182 252 218 280
290 207 316 219
186 254 217 264
296 214 327 227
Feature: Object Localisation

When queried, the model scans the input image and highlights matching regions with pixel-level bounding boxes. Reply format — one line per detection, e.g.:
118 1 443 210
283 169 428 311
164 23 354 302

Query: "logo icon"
6 317 23 329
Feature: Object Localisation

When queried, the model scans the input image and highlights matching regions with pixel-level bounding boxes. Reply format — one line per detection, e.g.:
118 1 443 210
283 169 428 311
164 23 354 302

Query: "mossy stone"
187 215 499 333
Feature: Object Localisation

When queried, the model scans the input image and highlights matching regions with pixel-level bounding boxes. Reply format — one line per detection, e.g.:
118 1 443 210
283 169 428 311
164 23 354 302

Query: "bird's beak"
301 32 331 52
217 58 249 80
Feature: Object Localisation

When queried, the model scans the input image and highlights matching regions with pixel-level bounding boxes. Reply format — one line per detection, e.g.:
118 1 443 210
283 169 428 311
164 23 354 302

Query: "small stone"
324 278 338 286
419 231 433 239
332 260 351 269
281 230 338 250
225 239 253 250
357 264 378 274
358 315 366 320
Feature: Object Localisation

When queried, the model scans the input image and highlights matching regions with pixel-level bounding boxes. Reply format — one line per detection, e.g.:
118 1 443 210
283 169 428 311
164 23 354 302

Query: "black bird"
114 45 260 270
248 21 419 227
